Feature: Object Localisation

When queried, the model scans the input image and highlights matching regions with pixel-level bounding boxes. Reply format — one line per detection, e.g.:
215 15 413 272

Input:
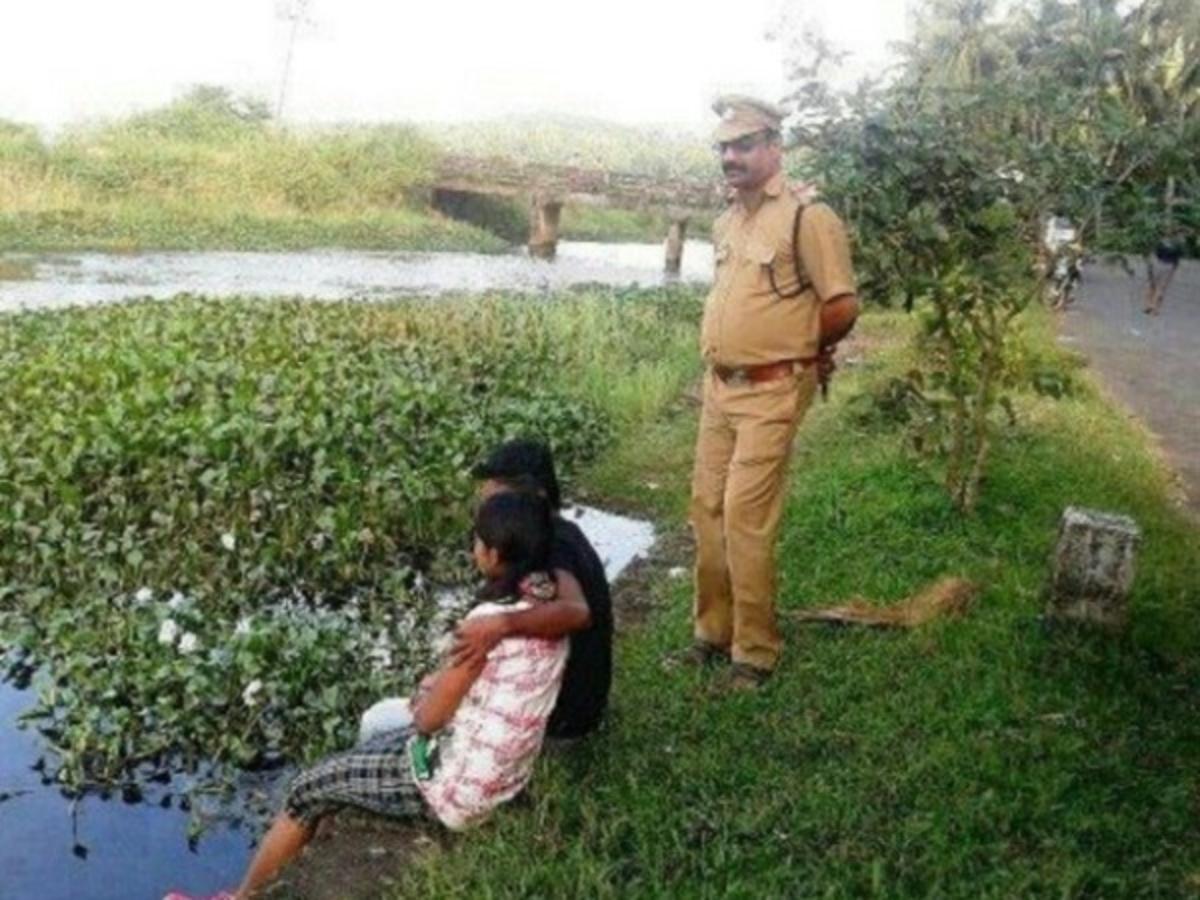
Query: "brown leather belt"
712 357 817 386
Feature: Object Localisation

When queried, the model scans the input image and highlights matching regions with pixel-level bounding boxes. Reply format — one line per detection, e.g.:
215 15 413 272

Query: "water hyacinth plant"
0 286 701 796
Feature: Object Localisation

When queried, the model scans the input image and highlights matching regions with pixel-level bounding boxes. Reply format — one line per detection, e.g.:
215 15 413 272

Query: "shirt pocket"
745 238 779 290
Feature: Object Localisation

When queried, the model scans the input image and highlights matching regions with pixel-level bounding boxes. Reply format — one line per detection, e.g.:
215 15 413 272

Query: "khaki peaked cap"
712 94 785 143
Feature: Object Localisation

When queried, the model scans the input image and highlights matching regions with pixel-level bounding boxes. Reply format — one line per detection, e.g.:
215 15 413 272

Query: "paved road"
1058 259 1199 515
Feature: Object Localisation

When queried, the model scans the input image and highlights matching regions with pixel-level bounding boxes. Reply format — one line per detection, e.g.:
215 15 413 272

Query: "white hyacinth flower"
167 591 187 610
158 618 180 647
135 587 154 604
242 679 264 707
234 616 253 637
178 632 200 654
220 532 237 551
368 635 393 672
429 631 453 658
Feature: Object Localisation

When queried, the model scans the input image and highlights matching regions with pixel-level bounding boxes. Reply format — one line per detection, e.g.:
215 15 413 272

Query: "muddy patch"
609 525 694 633
260 815 446 900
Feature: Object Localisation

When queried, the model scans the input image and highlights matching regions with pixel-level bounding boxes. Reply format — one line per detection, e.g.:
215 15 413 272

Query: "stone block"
1047 506 1141 628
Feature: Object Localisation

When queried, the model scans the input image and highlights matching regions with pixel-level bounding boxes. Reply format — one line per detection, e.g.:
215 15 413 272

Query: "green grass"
0 96 505 253
392 307 1200 898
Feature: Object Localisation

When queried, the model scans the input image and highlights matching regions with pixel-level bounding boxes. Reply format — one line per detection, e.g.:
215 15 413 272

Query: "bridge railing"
434 154 724 212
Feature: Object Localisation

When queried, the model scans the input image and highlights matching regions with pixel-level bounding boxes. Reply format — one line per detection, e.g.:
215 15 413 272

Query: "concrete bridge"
433 154 725 269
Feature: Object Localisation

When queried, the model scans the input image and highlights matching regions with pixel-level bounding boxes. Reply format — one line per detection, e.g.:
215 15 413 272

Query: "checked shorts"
284 726 433 827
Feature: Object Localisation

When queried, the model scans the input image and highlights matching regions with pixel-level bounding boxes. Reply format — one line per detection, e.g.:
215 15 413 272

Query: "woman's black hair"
473 491 553 598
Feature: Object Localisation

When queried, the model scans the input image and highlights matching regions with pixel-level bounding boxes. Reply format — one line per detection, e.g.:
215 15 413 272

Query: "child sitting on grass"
166 491 568 900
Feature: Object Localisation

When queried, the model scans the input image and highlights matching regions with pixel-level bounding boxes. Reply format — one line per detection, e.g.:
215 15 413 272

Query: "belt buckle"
726 367 750 387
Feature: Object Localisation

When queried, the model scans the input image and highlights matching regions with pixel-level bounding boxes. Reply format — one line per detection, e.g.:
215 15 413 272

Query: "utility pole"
275 0 313 121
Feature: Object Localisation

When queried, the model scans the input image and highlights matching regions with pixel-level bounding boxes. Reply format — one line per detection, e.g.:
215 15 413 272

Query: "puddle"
432 503 655 617
0 503 654 899
562 504 656 583
0 241 714 312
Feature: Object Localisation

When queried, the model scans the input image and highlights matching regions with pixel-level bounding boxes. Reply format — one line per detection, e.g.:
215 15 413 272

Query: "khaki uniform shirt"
700 171 856 367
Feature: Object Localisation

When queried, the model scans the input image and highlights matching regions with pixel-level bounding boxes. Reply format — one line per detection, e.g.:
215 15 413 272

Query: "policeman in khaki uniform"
688 95 859 688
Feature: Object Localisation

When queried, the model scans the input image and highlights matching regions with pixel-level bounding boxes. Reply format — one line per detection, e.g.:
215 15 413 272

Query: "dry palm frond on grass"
789 576 978 628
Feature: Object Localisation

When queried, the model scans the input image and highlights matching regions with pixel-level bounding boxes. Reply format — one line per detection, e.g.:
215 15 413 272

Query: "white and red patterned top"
414 576 568 831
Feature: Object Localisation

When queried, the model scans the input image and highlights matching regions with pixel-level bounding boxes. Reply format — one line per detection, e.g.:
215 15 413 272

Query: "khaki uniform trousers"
690 365 818 671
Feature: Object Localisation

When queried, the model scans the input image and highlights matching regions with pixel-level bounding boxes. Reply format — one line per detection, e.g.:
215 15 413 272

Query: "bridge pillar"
664 216 689 275
529 196 563 260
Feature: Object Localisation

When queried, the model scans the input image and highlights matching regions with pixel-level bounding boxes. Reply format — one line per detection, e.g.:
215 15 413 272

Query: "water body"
0 679 254 900
0 505 655 900
0 240 714 312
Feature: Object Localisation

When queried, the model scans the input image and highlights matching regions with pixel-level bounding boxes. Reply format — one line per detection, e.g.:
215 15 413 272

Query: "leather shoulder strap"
768 199 810 300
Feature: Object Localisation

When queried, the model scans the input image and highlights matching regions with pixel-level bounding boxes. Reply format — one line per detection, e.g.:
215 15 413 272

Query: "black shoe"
727 662 772 691
661 641 730 671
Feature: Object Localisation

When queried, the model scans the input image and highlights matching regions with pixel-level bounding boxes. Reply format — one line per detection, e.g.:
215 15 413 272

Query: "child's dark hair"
473 491 553 597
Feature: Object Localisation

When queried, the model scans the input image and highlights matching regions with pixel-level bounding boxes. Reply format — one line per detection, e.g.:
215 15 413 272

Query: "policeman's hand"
818 345 838 381
817 345 838 400
450 614 510 668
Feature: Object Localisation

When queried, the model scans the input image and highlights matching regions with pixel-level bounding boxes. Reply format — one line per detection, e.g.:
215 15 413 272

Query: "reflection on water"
0 505 656 900
0 679 256 900
0 241 714 312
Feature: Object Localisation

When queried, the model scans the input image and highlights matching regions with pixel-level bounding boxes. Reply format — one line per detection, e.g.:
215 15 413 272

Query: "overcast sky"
1 0 910 131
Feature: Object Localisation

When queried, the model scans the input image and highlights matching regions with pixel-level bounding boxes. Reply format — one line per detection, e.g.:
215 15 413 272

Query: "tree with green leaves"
778 0 1195 511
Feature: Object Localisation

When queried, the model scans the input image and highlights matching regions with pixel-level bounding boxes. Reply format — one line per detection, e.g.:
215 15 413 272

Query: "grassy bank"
0 94 501 253
559 204 717 245
391 307 1200 897
0 286 703 791
0 205 506 254
0 97 724 252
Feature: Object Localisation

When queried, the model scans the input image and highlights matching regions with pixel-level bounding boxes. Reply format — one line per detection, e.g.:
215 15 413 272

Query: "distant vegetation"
0 88 716 252
425 114 713 180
